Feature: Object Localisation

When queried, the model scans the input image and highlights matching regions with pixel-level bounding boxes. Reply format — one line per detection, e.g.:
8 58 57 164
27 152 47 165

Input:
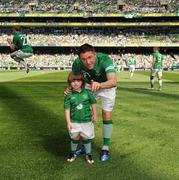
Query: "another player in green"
70 43 117 161
150 47 164 91
7 26 33 73
128 55 136 78
64 71 97 164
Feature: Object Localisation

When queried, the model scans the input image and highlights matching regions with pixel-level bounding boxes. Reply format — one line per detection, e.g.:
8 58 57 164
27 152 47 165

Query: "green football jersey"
72 52 116 83
64 89 96 123
13 32 33 53
152 52 164 69
129 57 136 65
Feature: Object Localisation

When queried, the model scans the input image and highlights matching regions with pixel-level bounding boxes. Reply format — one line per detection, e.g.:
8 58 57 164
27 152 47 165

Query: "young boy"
64 71 97 164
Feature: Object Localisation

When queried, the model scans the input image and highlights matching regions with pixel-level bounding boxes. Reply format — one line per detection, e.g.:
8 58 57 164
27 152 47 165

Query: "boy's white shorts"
69 122 95 140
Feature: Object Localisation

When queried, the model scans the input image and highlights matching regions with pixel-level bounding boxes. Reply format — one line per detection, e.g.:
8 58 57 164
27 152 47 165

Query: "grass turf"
0 70 178 180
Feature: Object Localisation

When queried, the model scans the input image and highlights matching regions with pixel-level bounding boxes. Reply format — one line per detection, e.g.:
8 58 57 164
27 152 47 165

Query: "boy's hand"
67 122 72 131
92 114 97 123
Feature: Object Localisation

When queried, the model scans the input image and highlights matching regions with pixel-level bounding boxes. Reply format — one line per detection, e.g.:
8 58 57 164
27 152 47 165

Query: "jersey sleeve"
103 55 116 73
87 90 97 104
64 95 71 109
72 58 81 72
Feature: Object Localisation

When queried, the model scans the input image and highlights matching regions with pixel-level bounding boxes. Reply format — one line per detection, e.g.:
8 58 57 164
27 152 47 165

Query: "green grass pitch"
0 70 179 180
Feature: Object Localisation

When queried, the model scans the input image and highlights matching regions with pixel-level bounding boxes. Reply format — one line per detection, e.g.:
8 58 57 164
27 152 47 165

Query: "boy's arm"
65 108 72 131
91 104 97 123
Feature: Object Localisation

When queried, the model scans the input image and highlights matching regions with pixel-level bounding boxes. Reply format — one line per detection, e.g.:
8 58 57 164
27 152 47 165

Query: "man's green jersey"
64 89 96 123
152 51 164 69
13 31 33 53
72 52 116 83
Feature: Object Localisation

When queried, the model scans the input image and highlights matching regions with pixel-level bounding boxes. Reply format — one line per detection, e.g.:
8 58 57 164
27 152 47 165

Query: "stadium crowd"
0 52 178 70
0 0 178 14
0 27 178 47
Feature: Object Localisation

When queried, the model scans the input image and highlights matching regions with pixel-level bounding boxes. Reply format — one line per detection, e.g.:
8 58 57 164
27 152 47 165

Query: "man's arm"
7 38 16 51
91 72 117 92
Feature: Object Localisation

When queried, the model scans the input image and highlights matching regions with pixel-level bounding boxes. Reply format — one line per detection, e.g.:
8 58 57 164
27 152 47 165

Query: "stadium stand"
0 0 178 70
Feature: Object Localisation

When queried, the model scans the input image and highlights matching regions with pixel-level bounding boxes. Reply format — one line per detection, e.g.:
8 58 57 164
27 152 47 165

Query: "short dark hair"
67 71 85 87
78 43 95 56
13 26 21 31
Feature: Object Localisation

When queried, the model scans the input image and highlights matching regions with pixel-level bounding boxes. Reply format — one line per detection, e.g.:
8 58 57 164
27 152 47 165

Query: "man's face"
79 51 96 70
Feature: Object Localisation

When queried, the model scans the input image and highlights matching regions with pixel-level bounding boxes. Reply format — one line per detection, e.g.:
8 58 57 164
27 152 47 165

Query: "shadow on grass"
118 84 179 100
0 82 69 158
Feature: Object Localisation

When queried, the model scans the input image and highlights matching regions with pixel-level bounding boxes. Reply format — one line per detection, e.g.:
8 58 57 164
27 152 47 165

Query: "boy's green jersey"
152 51 164 69
64 89 96 123
72 52 116 83
13 32 33 53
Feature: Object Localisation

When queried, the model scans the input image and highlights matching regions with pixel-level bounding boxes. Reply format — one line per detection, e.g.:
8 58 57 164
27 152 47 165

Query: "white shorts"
69 122 95 140
94 87 116 112
11 50 33 61
151 69 163 78
129 65 135 72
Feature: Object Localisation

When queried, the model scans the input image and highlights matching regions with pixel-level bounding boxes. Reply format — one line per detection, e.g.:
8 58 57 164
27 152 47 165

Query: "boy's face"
71 79 83 91
79 51 96 70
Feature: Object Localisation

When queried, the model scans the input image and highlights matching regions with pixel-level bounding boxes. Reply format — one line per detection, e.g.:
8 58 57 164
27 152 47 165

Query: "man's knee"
102 110 112 120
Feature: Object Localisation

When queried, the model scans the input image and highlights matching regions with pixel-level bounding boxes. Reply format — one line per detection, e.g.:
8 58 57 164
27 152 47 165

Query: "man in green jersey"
7 26 33 73
64 71 97 164
128 55 136 78
71 43 117 161
150 47 164 91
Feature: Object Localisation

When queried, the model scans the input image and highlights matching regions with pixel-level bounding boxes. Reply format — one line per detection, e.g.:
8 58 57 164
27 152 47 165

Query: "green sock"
82 139 92 155
71 139 79 152
103 120 113 150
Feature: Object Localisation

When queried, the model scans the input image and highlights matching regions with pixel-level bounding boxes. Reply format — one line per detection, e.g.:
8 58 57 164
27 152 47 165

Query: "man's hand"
64 87 72 96
7 38 12 44
91 81 101 92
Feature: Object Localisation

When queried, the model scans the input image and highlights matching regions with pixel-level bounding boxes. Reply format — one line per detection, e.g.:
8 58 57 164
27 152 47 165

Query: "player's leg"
67 123 80 162
150 69 156 89
157 70 163 91
101 110 113 161
100 87 116 161
11 50 32 73
67 139 79 162
82 139 94 164
10 51 24 63
81 122 95 164
19 52 33 73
